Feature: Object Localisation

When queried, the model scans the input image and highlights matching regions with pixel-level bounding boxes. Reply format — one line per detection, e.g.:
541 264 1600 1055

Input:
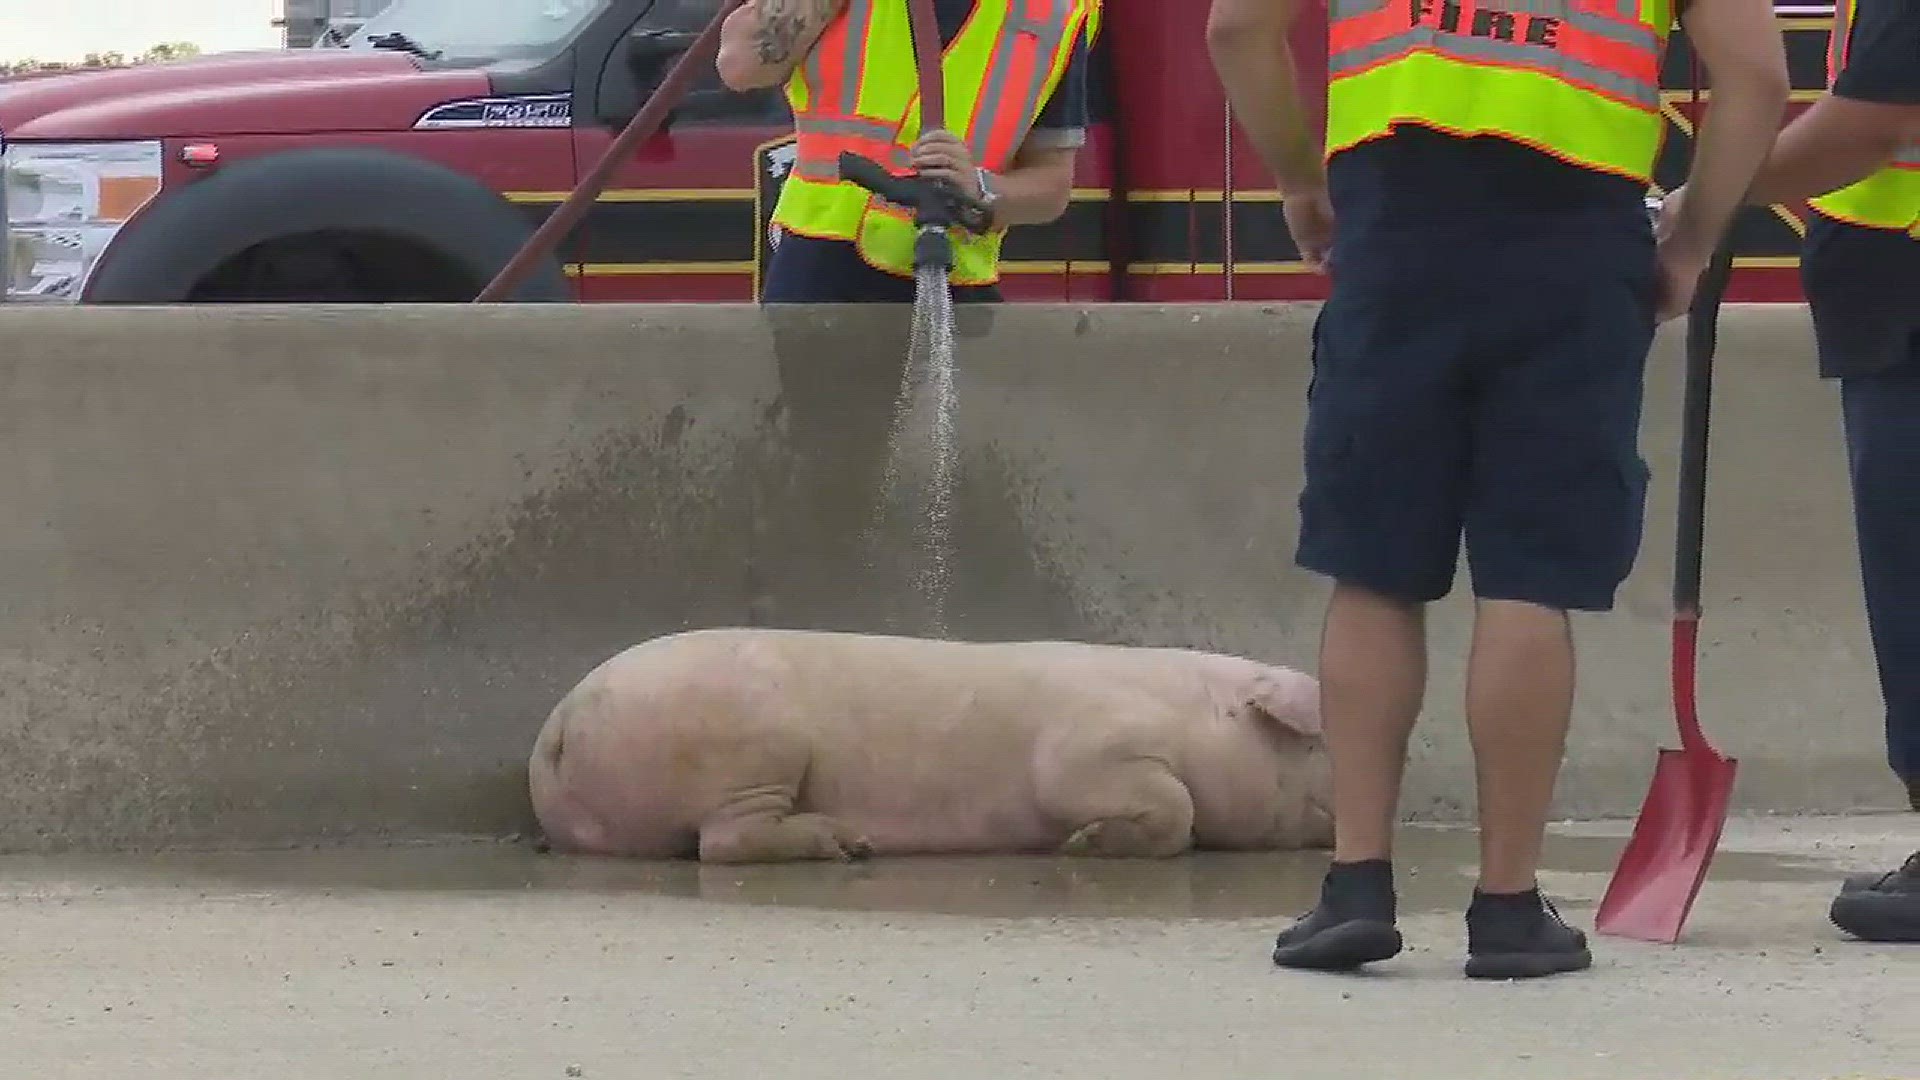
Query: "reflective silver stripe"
803 47 825 101
1333 0 1644 23
795 146 912 180
1003 0 1072 144
841 0 872 114
1564 10 1659 50
804 0 872 112
967 5 1022 156
1329 25 1659 108
795 147 911 167
1474 0 1640 18
1009 0 1069 40
792 160 848 182
1897 143 1920 168
795 116 900 140
1831 0 1852 67
796 0 886 158
967 0 1072 161
1479 0 1572 14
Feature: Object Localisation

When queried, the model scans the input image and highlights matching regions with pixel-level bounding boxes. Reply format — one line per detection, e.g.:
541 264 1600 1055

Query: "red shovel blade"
1595 616 1739 944
1594 742 1739 943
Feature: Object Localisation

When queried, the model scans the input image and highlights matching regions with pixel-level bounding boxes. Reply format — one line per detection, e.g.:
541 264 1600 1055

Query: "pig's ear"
1247 666 1323 739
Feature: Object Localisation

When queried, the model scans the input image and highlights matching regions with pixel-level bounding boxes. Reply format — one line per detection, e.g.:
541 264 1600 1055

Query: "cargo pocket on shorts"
1589 450 1652 592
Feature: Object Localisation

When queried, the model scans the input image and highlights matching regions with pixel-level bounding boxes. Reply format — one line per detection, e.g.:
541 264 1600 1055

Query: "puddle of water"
0 825 1840 921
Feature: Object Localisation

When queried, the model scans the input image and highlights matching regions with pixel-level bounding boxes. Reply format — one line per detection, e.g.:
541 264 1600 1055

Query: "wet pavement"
0 823 1844 921
1 815 1914 1079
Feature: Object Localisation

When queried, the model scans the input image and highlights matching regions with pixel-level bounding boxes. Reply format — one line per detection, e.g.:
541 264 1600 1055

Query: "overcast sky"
0 0 284 63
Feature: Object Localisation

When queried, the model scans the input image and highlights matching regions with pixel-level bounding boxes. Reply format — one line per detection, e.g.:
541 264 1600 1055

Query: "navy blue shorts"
1294 211 1659 612
762 234 1002 304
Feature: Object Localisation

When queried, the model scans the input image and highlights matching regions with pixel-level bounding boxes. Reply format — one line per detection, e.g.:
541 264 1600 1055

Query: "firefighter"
1207 0 1789 978
711 0 1097 632
717 0 1098 304
1666 0 1919 944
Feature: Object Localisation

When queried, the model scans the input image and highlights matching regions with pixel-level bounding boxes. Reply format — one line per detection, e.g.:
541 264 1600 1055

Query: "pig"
528 628 1333 863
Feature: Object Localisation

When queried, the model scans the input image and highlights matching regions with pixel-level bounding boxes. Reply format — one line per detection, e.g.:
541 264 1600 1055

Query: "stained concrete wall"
0 302 1901 852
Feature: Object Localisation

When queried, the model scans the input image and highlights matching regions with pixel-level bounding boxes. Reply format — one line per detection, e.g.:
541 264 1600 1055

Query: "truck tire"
85 146 572 304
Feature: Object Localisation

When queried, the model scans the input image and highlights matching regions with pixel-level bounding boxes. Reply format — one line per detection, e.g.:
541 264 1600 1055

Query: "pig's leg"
686 719 872 864
698 803 873 864
1039 752 1196 858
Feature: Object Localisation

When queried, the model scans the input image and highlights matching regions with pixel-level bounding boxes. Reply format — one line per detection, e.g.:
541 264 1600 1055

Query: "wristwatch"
975 167 1001 217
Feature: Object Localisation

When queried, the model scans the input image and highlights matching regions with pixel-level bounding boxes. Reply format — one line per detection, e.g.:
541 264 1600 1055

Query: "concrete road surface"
3 815 1915 1080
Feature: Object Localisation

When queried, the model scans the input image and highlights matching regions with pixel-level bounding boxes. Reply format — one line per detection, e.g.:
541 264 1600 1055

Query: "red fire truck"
0 0 1837 306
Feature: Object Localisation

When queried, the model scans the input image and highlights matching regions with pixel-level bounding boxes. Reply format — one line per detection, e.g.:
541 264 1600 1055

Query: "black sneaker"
1464 888 1593 980
1272 860 1403 971
1829 850 1920 943
1839 780 1918 895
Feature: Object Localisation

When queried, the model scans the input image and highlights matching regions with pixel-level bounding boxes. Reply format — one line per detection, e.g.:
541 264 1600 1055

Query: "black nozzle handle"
837 151 993 235
837 152 924 208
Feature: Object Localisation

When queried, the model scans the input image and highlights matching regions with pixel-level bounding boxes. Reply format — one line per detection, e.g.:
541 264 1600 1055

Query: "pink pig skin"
529 628 1333 863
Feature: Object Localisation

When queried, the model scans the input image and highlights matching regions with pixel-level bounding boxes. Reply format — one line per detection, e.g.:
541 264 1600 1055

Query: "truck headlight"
3 140 163 302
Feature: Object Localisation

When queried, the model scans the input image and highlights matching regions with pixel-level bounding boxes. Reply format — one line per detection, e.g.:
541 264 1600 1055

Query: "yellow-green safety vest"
771 0 1098 286
1807 0 1920 238
1325 0 1674 183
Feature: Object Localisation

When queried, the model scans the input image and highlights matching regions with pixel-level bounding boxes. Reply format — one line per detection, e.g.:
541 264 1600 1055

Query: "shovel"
1593 238 1740 945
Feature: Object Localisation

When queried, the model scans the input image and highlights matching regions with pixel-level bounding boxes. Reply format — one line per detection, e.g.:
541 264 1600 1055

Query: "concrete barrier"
0 302 1903 852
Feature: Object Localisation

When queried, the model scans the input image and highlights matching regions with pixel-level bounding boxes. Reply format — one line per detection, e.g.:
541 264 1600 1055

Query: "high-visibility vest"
1807 0 1920 238
770 0 1096 287
1325 0 1672 183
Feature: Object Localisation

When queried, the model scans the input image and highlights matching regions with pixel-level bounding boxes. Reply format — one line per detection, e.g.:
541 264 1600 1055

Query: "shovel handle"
1671 242 1735 617
1670 240 1734 758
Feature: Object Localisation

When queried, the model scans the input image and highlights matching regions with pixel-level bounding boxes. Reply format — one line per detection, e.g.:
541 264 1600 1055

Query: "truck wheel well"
187 230 480 303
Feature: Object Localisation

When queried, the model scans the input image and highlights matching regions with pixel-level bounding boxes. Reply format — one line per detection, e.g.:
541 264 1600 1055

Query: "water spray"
836 0 993 636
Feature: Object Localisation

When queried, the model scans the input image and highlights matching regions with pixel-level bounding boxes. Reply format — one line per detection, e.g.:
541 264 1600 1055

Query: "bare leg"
1320 583 1428 864
1464 598 1574 893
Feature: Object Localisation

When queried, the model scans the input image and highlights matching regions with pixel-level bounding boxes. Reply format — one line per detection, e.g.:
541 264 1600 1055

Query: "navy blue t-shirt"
1801 0 1920 377
1325 124 1650 292
763 0 1092 302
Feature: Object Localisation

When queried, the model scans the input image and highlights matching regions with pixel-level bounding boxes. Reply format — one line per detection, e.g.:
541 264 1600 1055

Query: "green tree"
0 42 200 78
139 42 203 63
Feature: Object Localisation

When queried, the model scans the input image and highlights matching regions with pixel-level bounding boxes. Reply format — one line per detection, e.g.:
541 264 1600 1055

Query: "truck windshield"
342 0 613 62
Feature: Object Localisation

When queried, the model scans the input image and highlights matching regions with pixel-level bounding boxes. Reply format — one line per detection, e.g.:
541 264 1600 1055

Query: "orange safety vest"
1325 0 1671 182
771 0 1096 285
